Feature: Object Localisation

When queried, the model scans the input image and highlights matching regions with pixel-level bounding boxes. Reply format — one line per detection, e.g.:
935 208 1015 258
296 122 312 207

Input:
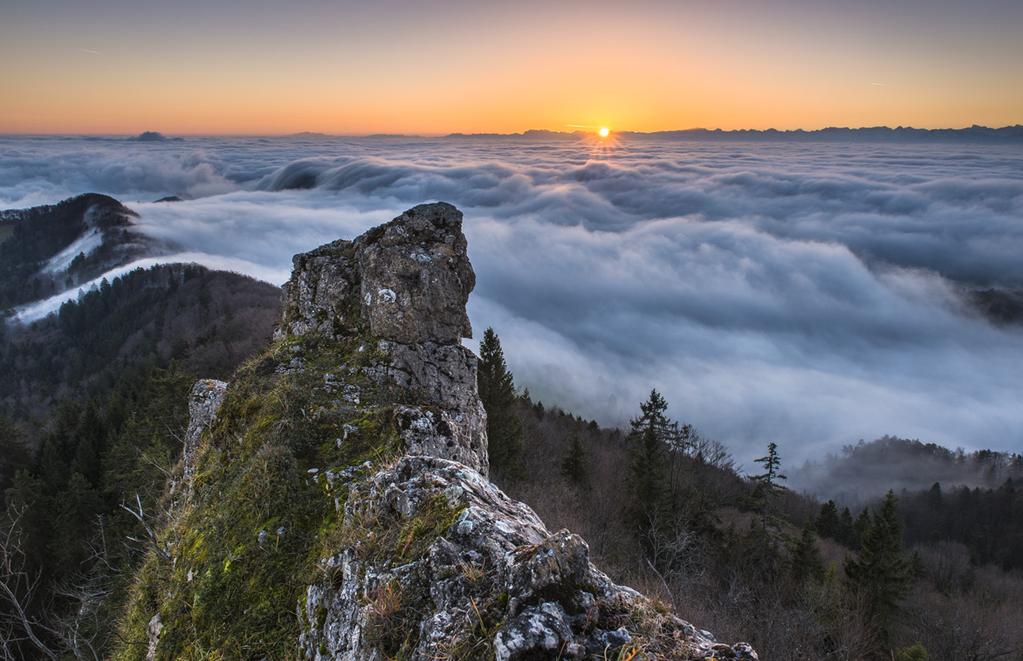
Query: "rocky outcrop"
182 379 228 482
277 202 487 474
137 203 754 660
300 456 756 660
278 202 473 344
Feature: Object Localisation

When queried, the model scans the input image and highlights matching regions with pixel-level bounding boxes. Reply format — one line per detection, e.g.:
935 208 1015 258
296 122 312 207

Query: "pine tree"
560 434 588 487
477 328 523 478
816 500 840 539
845 490 913 649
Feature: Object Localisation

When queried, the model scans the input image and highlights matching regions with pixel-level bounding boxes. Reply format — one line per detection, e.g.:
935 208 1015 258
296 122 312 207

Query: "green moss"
110 552 168 661
109 332 419 660
394 494 465 561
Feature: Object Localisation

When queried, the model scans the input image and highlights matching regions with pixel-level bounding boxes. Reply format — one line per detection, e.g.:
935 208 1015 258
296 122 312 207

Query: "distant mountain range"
446 124 1023 142
16 125 1022 142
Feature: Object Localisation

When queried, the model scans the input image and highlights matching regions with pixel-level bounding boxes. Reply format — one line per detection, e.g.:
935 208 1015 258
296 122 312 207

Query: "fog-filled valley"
3 134 1023 465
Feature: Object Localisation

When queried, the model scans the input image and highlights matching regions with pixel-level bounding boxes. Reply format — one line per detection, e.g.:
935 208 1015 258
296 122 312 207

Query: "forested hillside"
0 263 280 429
793 436 1023 503
0 264 281 657
0 194 163 312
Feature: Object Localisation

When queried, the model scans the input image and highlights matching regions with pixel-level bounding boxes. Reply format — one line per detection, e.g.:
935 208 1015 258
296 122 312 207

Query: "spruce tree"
629 389 670 439
853 508 872 549
630 424 667 547
838 506 856 546
72 402 106 487
477 328 523 478
560 434 588 487
49 472 103 576
751 442 787 530
0 415 31 493
845 490 913 648
816 500 840 539
790 524 826 583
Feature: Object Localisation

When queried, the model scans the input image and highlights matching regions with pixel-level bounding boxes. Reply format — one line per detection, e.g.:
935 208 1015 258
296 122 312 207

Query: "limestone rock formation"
300 456 757 660
278 201 473 345
277 201 487 474
121 203 755 660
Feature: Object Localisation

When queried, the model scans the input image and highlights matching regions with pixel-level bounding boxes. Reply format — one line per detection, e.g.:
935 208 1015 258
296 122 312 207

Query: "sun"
598 127 610 138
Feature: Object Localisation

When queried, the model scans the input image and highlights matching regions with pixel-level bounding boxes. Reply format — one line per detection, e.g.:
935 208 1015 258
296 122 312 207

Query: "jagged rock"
182 379 227 482
300 456 756 660
277 202 487 474
278 202 473 344
494 602 576 660
285 204 755 660
358 203 474 344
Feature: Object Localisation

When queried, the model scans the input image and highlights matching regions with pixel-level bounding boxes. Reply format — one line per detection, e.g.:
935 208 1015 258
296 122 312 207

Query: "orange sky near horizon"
2 1 1021 135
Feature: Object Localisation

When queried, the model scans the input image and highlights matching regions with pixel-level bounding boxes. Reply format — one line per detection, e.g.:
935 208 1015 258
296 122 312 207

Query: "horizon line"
2 123 1023 140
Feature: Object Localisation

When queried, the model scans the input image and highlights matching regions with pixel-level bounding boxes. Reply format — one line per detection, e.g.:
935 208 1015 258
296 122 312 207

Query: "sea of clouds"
2 134 1022 464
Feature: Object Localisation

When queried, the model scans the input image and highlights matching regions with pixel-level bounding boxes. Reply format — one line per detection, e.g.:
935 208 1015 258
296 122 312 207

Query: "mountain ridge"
444 125 1023 142
0 194 169 314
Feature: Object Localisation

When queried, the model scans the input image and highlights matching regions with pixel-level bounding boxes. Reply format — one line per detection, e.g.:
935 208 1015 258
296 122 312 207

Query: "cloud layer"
3 135 1023 463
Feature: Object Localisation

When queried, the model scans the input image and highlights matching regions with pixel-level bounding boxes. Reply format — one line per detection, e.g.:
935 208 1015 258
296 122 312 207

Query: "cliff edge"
114 203 756 660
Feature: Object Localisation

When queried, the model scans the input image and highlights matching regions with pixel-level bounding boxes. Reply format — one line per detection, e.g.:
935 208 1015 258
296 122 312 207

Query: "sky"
3 134 1023 464
1 0 1021 134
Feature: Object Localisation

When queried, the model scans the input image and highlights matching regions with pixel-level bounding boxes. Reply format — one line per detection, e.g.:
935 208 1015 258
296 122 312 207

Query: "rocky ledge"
118 203 755 660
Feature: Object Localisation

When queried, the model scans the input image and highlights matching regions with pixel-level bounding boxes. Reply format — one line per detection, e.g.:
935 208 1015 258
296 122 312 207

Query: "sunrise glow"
1 1 1021 134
